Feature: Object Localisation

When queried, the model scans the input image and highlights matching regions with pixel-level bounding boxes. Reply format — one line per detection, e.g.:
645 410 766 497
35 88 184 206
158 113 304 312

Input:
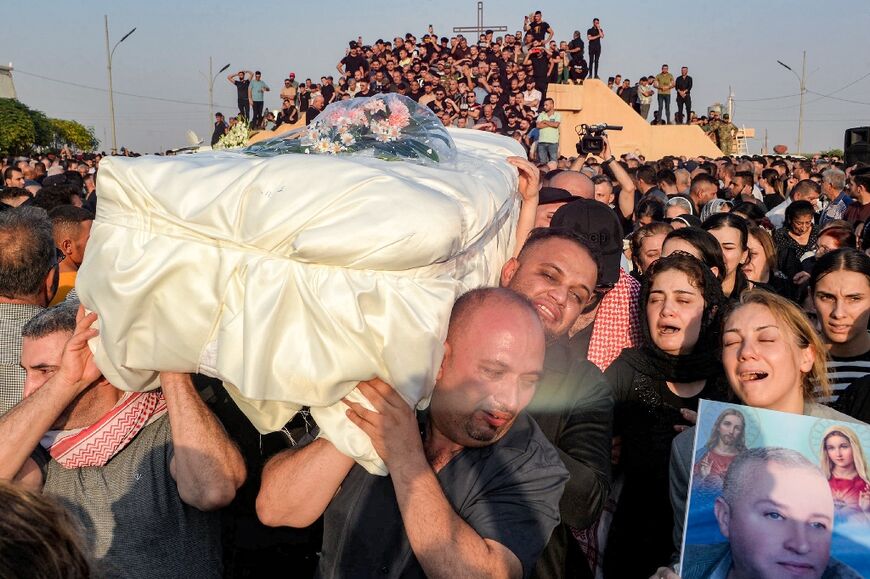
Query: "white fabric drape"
77 128 524 474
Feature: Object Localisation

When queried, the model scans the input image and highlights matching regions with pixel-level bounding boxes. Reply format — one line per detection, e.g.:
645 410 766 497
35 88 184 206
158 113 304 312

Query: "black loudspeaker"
845 127 870 166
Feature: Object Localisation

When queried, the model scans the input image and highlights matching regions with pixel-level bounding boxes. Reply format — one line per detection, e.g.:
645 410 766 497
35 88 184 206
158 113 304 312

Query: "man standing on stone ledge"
654 64 675 124
675 67 693 125
249 71 270 128
536 98 561 165
587 18 603 79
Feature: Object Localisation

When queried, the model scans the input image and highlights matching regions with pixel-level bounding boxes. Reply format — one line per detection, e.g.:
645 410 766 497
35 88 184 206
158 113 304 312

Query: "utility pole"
798 50 806 155
104 15 136 154
207 57 231 123
777 52 806 155
104 16 116 154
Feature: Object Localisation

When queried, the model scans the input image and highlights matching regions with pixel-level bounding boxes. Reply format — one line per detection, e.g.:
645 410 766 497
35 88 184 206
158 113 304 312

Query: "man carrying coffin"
0 303 246 578
257 288 568 578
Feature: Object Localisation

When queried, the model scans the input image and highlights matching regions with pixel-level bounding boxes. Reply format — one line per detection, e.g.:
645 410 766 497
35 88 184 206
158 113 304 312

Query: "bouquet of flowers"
214 118 251 150
244 94 456 165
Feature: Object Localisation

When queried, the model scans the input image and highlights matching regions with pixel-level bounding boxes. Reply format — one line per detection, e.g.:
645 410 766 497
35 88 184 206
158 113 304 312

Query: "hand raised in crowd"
507 156 540 204
344 378 424 470
55 306 102 395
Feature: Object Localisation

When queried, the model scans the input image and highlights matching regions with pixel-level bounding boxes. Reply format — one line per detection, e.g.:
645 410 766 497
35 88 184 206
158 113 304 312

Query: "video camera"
575 123 623 156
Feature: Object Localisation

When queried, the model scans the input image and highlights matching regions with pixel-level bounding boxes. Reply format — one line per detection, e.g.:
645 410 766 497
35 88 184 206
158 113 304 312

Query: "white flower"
340 133 356 146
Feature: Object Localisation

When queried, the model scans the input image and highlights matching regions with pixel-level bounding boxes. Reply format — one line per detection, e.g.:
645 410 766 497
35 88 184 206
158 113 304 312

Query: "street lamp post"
208 57 231 123
777 51 806 155
105 15 136 154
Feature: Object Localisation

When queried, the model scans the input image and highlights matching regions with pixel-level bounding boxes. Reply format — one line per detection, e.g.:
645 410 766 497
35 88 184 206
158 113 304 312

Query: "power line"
13 68 236 108
733 93 801 102
806 90 870 106
733 68 870 105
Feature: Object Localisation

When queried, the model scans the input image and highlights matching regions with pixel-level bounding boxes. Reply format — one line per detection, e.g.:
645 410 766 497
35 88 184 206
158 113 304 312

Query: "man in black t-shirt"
587 18 604 79
320 76 336 105
568 30 585 63
257 288 568 579
524 41 550 105
525 10 554 43
675 67 693 125
306 95 324 125
227 70 252 122
211 112 227 146
337 42 368 79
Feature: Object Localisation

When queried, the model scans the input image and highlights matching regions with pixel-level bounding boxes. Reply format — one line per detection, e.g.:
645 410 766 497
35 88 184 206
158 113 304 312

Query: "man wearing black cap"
500 226 613 579
550 199 642 372
337 42 368 79
534 187 577 228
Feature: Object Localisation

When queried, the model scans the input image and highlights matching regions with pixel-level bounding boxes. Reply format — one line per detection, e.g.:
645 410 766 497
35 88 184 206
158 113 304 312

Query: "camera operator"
571 132 636 226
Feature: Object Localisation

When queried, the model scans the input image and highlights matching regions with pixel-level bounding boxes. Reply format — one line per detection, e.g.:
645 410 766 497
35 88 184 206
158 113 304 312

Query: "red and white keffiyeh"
587 269 641 372
48 391 167 469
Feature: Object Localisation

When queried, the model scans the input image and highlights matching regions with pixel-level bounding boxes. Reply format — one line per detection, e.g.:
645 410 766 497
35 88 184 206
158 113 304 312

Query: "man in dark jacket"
500 227 613 579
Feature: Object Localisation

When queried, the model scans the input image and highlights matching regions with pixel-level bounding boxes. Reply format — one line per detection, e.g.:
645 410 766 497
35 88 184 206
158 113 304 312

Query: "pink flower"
388 111 410 128
389 98 409 117
363 98 387 114
350 109 367 125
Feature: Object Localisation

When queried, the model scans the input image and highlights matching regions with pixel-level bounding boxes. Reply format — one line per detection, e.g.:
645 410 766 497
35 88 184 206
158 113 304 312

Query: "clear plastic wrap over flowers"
245 94 457 165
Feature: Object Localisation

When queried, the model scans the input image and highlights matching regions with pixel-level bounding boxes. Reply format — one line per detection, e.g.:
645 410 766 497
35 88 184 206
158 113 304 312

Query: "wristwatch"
604 155 616 164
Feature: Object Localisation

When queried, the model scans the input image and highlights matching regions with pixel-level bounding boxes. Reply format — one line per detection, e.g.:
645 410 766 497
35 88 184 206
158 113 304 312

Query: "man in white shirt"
522 79 542 111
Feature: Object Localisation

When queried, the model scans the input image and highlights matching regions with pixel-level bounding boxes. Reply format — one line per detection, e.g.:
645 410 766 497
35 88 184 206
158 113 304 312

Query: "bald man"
258 287 569 579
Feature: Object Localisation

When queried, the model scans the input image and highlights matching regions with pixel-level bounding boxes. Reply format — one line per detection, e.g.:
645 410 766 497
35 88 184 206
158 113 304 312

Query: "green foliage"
0 98 99 154
27 108 53 148
0 98 36 155
49 118 99 151
818 148 844 159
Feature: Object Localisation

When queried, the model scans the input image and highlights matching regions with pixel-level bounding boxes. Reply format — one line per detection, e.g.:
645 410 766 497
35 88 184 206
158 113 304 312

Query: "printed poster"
680 399 870 578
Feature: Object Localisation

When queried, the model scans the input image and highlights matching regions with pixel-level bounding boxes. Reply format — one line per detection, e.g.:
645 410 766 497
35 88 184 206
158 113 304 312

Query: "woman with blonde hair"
820 425 870 520
656 289 861 579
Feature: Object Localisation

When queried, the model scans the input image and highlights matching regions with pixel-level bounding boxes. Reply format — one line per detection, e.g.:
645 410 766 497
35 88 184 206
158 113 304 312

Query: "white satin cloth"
77 128 524 475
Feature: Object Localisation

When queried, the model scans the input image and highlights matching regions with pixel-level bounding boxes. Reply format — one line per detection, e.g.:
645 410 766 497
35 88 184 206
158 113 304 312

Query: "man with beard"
693 408 746 490
499 162 614 579
257 288 568 579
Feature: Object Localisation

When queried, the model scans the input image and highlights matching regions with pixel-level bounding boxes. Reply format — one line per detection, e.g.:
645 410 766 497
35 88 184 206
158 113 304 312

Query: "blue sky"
3 0 869 153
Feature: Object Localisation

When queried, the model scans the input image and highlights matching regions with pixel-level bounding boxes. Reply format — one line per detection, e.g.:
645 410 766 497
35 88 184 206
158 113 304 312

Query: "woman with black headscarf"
602 252 730 579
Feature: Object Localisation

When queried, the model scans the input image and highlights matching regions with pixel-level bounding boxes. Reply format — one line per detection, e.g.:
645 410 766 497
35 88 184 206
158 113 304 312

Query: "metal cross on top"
452 1 508 37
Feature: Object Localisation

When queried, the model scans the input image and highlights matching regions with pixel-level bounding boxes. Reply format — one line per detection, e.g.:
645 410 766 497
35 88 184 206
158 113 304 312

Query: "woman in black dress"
603 252 729 579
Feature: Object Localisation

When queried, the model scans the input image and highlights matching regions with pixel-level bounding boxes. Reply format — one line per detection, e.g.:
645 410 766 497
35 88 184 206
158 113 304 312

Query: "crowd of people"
212 11 705 154
3 123 870 579
1 10 870 579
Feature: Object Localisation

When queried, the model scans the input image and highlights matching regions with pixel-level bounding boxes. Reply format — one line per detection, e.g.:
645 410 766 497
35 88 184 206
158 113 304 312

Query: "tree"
27 108 53 149
0 98 99 154
0 98 36 155
818 148 844 159
50 118 99 151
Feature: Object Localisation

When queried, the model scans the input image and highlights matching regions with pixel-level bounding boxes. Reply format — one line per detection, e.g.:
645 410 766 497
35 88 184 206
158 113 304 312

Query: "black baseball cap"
550 199 624 286
538 187 575 205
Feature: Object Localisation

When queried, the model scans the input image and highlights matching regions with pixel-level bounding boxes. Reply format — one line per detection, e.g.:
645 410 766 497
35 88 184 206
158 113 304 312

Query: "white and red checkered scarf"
587 269 641 372
47 391 167 469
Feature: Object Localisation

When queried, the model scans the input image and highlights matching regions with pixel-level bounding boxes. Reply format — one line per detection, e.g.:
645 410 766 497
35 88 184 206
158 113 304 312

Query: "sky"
3 0 870 154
